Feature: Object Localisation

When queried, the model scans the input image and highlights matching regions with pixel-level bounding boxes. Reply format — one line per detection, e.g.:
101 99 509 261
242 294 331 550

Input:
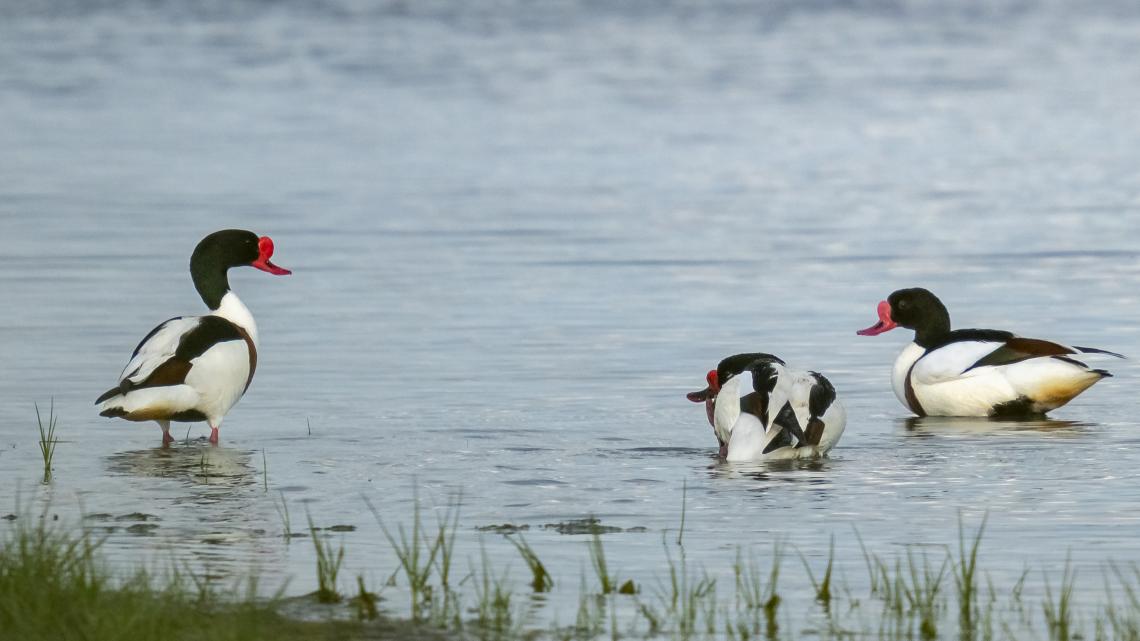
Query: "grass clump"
507 533 553 593
470 543 516 636
797 535 835 608
1044 556 1076 641
646 535 716 638
586 526 636 596
0 517 368 641
902 549 948 640
307 513 345 603
35 400 59 484
730 542 783 639
952 513 987 636
367 490 463 626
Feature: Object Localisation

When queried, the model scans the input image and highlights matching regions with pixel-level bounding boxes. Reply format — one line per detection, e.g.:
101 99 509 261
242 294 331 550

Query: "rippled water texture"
3 0 1140 631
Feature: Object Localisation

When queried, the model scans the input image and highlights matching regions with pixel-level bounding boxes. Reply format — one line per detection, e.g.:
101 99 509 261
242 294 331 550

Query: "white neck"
713 376 745 445
213 291 259 346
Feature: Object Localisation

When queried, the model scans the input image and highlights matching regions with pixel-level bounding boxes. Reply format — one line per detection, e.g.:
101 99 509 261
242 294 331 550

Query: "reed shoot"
35 400 58 484
508 533 553 593
306 514 344 603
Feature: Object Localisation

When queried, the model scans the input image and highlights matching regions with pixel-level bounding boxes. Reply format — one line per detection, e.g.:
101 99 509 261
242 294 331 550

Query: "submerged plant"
367 490 458 622
429 496 462 627
1105 563 1140 641
273 491 293 543
471 543 515 635
798 535 835 608
576 574 606 638
637 533 716 638
354 575 379 621
588 527 617 595
508 533 553 593
307 514 344 603
677 478 688 547
953 513 988 636
35 400 58 484
902 549 948 640
731 542 783 639
1044 556 1076 641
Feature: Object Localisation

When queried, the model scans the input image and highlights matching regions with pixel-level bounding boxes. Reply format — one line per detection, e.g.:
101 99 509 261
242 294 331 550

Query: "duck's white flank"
894 340 1108 416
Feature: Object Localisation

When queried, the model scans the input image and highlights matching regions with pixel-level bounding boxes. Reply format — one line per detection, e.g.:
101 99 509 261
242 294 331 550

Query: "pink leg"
208 424 220 445
158 420 173 447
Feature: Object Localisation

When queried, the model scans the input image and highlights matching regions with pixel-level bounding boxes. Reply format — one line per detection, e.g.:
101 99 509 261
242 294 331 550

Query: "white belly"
184 340 251 424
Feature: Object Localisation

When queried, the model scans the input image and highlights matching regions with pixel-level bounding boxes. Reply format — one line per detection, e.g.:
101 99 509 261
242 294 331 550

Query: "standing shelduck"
686 353 846 461
96 229 291 445
857 287 1121 417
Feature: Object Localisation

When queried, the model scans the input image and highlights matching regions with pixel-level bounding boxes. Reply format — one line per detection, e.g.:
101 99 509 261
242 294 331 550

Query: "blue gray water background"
3 0 1140 630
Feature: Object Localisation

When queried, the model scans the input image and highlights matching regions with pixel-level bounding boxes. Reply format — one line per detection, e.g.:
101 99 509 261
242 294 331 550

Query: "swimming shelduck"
857 287 1121 417
96 229 291 445
686 353 846 461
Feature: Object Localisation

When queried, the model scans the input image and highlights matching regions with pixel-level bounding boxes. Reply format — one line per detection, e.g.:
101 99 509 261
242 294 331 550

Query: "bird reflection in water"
106 442 256 492
901 416 1090 436
707 456 831 483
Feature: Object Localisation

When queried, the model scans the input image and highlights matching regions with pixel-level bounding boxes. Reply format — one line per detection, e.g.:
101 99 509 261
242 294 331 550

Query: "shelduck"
687 353 846 461
96 229 290 445
857 287 1121 417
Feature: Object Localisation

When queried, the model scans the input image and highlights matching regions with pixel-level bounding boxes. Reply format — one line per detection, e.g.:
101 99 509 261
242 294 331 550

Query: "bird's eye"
898 299 909 309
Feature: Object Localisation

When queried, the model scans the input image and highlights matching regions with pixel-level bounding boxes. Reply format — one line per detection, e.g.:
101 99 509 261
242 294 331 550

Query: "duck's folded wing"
96 317 200 404
118 317 201 383
911 340 1023 385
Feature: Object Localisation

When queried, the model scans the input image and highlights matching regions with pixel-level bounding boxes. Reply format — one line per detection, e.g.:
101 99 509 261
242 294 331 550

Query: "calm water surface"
3 0 1140 633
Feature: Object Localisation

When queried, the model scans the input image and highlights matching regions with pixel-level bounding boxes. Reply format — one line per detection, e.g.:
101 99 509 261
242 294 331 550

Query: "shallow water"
4 0 1140 634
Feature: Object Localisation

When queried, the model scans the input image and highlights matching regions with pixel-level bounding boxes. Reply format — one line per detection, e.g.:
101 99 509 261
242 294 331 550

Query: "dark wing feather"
761 427 793 454
1072 345 1126 359
964 337 1079 372
97 317 245 402
746 360 781 425
803 418 826 446
807 373 836 418
771 401 805 443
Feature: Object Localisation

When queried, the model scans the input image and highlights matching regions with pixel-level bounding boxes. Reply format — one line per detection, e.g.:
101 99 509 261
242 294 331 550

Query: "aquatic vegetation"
1043 556 1076 641
730 541 783 639
273 491 294 544
797 535 834 608
507 533 553 593
35 400 58 484
587 527 636 595
367 491 457 623
307 513 345 603
0 516 369 641
902 549 948 640
353 575 379 621
9 503 1140 641
1105 564 1140 641
639 534 716 639
952 513 987 636
471 543 516 637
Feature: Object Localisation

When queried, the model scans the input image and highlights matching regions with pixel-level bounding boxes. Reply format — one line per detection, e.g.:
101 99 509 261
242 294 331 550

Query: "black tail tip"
99 408 127 418
1094 369 1113 378
94 387 123 405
